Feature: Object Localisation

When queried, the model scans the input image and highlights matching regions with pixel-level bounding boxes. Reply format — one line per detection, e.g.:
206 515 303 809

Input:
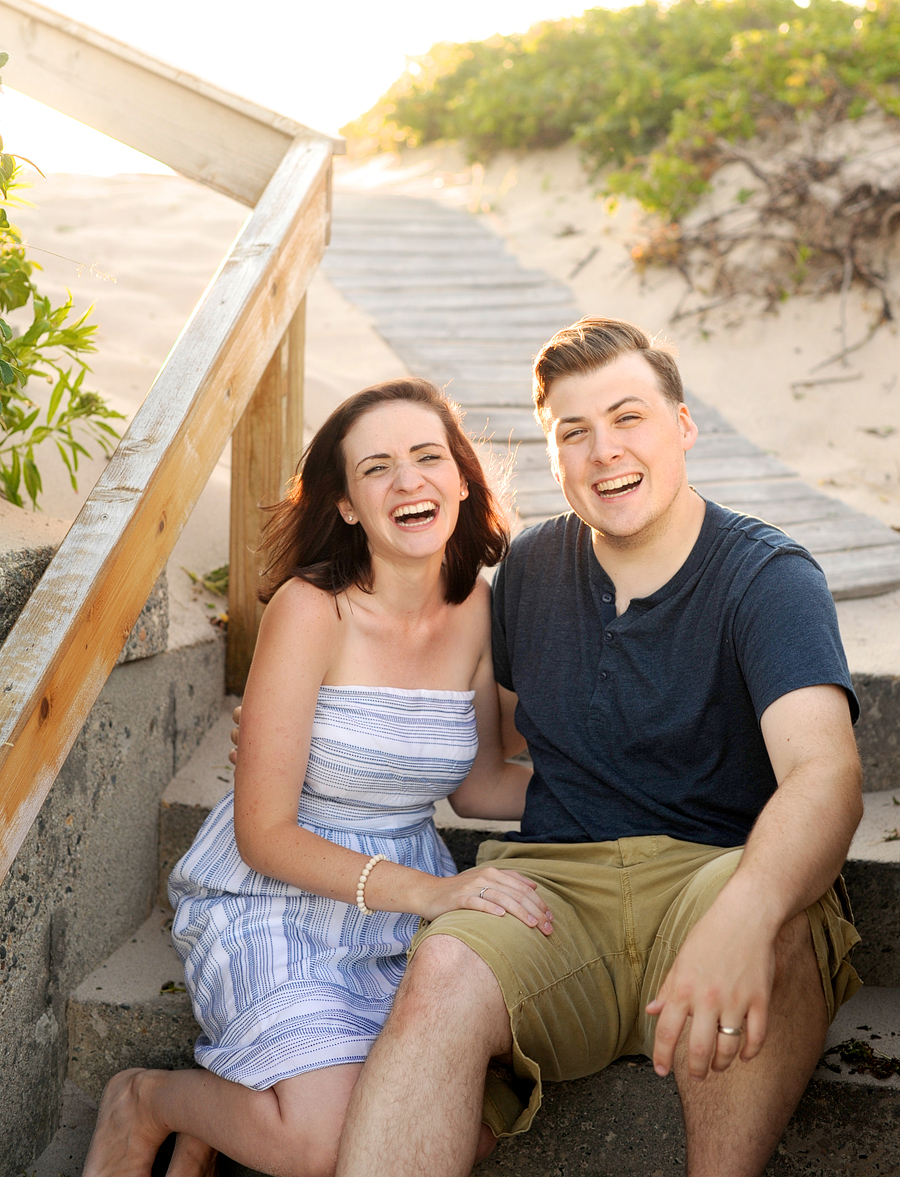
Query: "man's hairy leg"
676 913 828 1177
336 934 512 1177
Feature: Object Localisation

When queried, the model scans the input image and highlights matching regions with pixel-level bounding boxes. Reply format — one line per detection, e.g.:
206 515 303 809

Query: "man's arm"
647 682 862 1080
498 683 527 760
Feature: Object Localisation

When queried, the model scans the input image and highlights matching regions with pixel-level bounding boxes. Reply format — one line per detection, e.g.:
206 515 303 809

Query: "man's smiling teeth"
392 501 437 523
595 474 642 496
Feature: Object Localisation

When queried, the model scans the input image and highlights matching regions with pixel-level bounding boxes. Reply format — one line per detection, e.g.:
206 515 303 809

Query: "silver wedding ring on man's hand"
478 887 489 900
717 1025 742 1036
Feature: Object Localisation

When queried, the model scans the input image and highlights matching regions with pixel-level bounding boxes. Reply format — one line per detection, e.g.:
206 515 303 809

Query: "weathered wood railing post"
226 297 306 694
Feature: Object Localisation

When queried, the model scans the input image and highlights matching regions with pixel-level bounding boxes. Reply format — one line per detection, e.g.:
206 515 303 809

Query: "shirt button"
602 592 613 603
605 631 614 642
599 671 609 681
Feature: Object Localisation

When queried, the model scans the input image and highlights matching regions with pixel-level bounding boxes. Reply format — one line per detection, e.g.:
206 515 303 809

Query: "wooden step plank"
350 286 577 313
682 392 738 435
697 479 831 506
816 545 900 598
457 408 546 443
387 323 571 344
787 515 900 554
394 341 545 365
374 306 581 331
328 234 510 256
332 218 507 236
323 253 529 276
687 454 797 482
691 434 771 459
325 271 561 291
713 496 859 527
332 196 463 220
448 383 534 408
404 362 537 385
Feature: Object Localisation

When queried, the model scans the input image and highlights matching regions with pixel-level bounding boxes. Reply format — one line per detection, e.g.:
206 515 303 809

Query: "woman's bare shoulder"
259 577 341 642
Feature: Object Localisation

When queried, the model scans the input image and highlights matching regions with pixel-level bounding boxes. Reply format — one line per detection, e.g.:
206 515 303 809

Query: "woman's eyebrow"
355 441 446 469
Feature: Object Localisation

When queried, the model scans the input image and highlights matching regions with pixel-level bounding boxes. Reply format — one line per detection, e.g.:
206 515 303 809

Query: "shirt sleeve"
731 549 859 724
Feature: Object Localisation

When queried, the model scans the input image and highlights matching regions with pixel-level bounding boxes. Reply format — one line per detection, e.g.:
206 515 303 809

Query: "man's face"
544 352 698 545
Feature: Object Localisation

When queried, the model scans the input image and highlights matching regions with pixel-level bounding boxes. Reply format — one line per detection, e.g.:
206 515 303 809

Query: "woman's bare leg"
166 1132 218 1177
84 1062 363 1177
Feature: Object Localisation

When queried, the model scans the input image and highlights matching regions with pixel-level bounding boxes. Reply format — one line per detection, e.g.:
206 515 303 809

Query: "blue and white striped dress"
168 686 476 1089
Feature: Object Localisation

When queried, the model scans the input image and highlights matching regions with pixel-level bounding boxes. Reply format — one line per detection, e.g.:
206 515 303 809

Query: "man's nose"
590 428 624 466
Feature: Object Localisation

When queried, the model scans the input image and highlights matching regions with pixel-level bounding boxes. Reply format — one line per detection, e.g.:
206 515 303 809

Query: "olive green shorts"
409 836 861 1137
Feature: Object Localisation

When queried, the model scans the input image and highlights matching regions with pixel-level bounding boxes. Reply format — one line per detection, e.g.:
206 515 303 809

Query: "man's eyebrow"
355 441 446 469
553 396 650 429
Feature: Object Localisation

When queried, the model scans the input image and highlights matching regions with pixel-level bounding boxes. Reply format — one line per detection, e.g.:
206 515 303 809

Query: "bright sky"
1 0 613 174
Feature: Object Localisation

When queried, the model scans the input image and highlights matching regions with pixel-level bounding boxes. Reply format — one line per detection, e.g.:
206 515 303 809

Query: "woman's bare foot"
166 1133 219 1177
83 1069 170 1177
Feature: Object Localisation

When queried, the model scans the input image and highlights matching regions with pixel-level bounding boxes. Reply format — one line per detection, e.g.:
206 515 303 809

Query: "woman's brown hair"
257 377 509 605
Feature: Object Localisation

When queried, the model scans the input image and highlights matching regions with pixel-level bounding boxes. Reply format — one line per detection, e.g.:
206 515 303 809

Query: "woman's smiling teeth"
391 501 438 526
595 474 643 497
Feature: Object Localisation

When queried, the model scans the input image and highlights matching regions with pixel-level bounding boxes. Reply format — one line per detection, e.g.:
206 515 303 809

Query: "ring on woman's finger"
478 887 489 900
717 1025 742 1036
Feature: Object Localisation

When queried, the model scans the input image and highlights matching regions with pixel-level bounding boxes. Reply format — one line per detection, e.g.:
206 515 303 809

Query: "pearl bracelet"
356 854 386 915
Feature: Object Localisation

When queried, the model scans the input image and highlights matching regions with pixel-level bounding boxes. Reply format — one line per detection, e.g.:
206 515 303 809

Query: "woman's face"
337 401 467 565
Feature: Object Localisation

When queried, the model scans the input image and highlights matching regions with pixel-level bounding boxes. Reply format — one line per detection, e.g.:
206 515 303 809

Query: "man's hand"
647 682 861 1083
228 704 241 766
645 887 775 1080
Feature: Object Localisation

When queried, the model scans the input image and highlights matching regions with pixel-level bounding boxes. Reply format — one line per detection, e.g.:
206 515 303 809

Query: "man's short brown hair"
533 317 683 430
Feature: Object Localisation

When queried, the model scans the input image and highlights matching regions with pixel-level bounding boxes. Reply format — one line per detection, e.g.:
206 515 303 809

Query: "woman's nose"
394 459 425 490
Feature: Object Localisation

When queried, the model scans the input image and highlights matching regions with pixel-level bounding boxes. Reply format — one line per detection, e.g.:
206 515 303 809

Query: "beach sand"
6 154 899 668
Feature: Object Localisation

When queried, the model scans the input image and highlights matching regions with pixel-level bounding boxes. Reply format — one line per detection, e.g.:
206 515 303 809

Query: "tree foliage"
0 51 124 508
345 0 900 221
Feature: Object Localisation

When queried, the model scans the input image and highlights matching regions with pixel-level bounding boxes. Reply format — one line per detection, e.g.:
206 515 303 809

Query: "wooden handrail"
0 0 343 205
0 131 333 882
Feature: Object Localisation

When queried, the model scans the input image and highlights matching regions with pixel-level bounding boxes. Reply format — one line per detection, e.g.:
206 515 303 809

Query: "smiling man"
335 317 864 1177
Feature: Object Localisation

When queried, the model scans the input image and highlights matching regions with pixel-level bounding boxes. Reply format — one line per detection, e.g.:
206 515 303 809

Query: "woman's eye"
419 453 441 462
363 464 388 475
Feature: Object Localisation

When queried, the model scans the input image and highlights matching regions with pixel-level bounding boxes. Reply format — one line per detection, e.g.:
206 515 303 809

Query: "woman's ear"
336 498 357 524
460 481 468 500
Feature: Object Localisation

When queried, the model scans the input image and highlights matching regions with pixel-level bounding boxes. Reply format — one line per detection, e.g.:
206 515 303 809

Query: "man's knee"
394 934 510 1048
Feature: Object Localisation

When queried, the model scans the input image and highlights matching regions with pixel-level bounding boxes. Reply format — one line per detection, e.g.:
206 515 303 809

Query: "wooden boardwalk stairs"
323 191 900 601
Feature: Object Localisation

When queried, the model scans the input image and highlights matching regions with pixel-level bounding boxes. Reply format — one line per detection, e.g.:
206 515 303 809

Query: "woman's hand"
413 866 553 935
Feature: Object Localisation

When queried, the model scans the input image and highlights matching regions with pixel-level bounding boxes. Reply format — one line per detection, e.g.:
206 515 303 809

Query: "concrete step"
157 697 240 907
44 976 900 1176
51 703 899 1175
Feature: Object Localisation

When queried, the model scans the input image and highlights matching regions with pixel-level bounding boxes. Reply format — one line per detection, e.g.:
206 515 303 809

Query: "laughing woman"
83 378 552 1177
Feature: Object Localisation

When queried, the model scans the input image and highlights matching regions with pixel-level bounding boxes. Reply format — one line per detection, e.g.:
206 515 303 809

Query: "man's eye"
562 428 586 441
617 414 641 424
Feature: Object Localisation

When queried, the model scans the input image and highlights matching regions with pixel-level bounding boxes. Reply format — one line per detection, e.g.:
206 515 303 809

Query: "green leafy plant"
347 0 900 221
0 50 124 508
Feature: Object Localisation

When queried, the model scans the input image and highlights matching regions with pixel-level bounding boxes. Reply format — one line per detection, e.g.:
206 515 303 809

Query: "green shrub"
346 0 900 221
0 51 124 508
